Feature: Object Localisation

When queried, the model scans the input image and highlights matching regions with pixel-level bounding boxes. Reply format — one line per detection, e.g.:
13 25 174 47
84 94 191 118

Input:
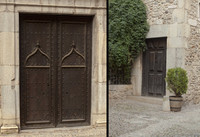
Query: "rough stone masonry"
131 0 200 104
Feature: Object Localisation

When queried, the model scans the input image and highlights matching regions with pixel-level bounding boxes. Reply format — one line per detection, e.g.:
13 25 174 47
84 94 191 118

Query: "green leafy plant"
165 68 188 96
109 0 149 83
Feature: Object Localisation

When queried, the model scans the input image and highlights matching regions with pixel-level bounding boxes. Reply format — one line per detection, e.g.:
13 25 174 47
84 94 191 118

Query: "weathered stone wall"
132 0 200 104
185 0 200 104
109 85 132 99
132 0 186 97
141 0 200 104
142 0 178 25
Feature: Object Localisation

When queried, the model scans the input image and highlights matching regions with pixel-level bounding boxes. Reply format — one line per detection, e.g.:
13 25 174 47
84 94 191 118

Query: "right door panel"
57 17 92 126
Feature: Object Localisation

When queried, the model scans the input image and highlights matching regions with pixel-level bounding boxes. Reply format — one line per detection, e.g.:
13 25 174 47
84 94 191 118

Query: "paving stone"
109 98 200 137
0 126 106 137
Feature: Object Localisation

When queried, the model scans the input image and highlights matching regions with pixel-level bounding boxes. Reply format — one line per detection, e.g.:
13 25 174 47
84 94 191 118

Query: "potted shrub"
165 67 188 112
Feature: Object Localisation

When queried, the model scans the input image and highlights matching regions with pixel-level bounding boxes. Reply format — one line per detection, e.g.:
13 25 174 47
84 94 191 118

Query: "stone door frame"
142 37 167 97
0 1 106 133
19 14 93 129
132 24 186 98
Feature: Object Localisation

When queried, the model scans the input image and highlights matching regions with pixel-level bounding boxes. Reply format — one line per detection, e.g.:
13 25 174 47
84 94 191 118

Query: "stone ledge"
1 125 19 134
19 126 106 137
0 2 106 10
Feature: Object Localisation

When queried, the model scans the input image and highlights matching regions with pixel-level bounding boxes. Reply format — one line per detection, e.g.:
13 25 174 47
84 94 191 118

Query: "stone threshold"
1 125 106 136
20 125 95 133
127 96 163 105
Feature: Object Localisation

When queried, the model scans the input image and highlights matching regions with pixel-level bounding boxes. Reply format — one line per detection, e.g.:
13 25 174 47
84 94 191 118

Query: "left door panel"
20 15 56 129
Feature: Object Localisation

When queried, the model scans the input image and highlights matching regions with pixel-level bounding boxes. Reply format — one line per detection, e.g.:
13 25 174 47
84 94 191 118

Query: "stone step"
4 126 106 136
127 96 163 105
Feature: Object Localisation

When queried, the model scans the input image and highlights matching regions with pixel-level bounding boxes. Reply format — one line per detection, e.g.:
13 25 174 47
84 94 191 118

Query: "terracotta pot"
169 96 183 112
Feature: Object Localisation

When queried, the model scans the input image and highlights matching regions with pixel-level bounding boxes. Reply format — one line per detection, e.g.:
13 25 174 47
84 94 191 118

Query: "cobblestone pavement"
109 98 200 137
0 126 106 137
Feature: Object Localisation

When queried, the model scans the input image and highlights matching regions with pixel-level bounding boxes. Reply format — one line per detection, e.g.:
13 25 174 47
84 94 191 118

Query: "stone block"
91 80 98 114
14 85 20 124
91 113 106 126
188 19 197 26
0 40 2 65
14 33 20 66
97 82 106 113
109 85 133 92
155 19 163 25
131 54 142 96
0 5 6 12
14 13 19 33
168 5 177 9
56 0 74 6
2 0 15 3
184 24 190 37
74 0 91 7
185 0 191 10
0 0 8 3
166 48 185 69
98 64 106 83
1 125 19 134
177 24 185 37
172 9 185 23
146 24 169 38
168 37 185 48
175 48 185 68
73 8 93 15
132 75 142 96
0 32 15 65
0 12 14 32
95 13 106 33
0 66 16 85
178 0 184 8
53 7 75 14
166 48 176 69
1 85 16 119
90 0 106 7
15 0 40 4
91 63 98 83
95 120 106 127
6 5 14 12
163 96 170 111
169 23 178 37
98 32 106 65
15 6 42 13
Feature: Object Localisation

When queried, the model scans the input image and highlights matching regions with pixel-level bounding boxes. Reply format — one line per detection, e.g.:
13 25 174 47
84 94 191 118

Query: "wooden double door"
142 38 166 97
20 14 92 129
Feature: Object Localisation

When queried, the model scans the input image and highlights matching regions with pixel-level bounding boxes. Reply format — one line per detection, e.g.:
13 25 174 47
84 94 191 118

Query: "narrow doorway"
142 37 167 97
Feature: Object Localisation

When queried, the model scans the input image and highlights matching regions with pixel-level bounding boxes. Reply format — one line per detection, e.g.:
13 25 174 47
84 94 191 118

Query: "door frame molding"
142 37 167 97
0 2 106 132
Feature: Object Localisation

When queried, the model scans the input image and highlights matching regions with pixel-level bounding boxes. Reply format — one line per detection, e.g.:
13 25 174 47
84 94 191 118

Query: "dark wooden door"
142 38 166 97
20 14 92 129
